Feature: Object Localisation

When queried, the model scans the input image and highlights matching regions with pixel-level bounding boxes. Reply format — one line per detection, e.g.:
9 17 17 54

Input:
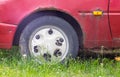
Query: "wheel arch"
13 9 83 48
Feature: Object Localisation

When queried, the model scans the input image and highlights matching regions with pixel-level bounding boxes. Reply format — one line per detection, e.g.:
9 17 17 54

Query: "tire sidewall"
19 16 79 62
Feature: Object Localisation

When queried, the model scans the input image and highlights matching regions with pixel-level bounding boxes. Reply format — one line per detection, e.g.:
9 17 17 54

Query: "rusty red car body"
0 0 120 49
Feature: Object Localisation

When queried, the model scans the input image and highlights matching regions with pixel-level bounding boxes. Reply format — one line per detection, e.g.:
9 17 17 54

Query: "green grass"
0 47 120 77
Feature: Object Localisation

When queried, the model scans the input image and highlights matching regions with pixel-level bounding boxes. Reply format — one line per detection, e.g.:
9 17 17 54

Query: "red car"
0 0 120 63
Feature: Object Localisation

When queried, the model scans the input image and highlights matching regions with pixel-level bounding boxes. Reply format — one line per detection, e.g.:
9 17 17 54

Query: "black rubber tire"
19 16 79 63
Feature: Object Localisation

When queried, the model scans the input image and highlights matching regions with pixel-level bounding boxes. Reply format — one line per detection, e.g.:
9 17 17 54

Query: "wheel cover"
29 25 69 63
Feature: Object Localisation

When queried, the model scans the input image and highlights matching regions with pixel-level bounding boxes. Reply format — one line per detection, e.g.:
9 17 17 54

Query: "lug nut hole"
48 29 53 35
54 49 62 57
43 53 51 61
35 35 40 39
59 38 64 42
34 46 38 53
